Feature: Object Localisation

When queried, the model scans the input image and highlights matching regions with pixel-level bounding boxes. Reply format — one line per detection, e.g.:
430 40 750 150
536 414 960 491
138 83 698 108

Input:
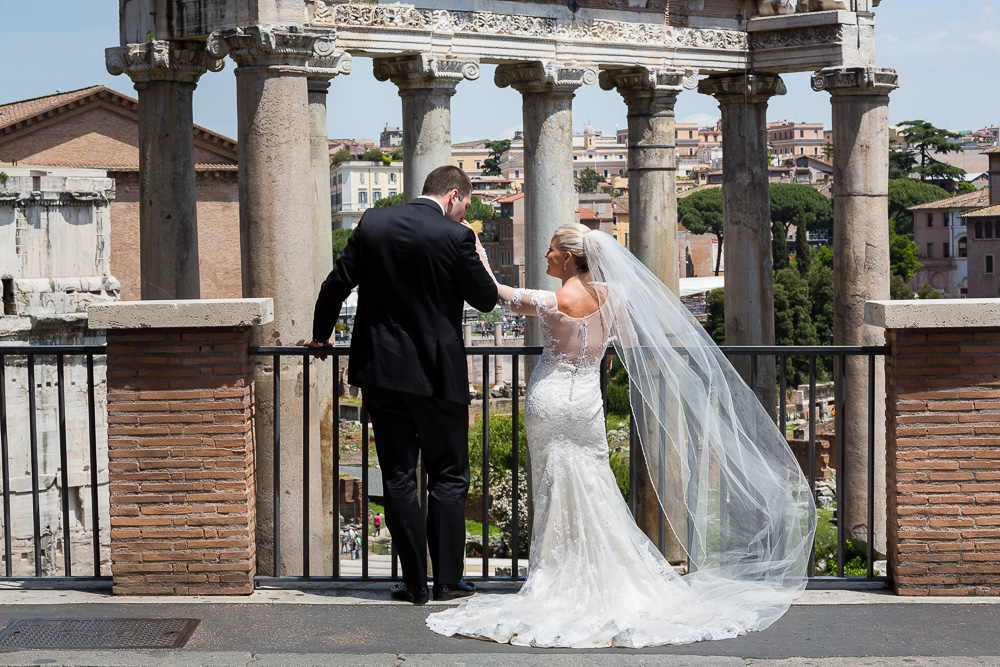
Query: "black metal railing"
0 345 109 580
250 344 888 587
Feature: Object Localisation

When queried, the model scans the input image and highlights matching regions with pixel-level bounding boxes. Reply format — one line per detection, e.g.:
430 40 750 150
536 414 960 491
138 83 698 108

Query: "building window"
945 212 951 227
618 154 624 159
358 190 368 204
588 154 594 159
619 169 624 175
475 160 481 169
959 235 968 257
573 155 578 160
943 242 950 258
603 169 609 177
574 170 578 178
603 154 609 159
976 221 984 238
389 172 397 183
359 172 365 184
374 172 380 184
514 169 520 179
689 148 695 155
988 255 995 275
988 222 995 239
926 243 933 258
814 147 819 154
373 190 382 202
389 189 397 197
814 130 819 138
689 131 694 139
928 213 933 227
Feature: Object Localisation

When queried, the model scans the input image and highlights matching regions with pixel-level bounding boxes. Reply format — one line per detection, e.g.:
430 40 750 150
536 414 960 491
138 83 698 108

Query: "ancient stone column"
813 66 898 556
374 55 480 201
306 50 351 575
699 73 785 421
106 41 222 300
496 62 597 345
601 67 694 560
208 25 332 576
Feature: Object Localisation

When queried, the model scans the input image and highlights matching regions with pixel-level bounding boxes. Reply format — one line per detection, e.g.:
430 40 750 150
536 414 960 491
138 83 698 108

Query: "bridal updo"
553 222 592 275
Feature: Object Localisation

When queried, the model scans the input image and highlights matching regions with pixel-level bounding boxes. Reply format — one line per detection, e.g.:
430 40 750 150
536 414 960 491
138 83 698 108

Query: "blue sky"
1 1 995 143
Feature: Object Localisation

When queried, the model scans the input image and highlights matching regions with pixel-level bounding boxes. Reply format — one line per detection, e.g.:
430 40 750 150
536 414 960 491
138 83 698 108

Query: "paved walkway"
0 584 997 666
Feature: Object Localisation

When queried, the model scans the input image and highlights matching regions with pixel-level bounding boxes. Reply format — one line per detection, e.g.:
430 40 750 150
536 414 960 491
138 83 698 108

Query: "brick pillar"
869 299 1000 596
89 299 272 595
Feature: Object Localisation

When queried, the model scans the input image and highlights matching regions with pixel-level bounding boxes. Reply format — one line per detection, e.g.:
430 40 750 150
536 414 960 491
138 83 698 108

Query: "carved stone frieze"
698 73 787 101
811 66 899 94
750 24 844 50
311 3 747 52
373 54 479 89
307 50 352 81
495 62 598 95
599 66 697 99
756 0 848 16
106 41 224 84
207 25 333 69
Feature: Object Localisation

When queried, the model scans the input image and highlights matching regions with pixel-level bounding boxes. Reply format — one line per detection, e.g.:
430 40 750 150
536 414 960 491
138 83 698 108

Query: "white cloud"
681 112 721 127
981 5 995 23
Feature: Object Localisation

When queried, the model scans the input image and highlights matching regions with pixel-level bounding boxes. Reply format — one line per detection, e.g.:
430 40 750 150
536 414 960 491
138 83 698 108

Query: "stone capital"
106 41 224 85
373 54 480 92
599 67 696 105
697 72 786 103
306 51 352 91
811 66 899 96
495 61 598 96
207 25 333 70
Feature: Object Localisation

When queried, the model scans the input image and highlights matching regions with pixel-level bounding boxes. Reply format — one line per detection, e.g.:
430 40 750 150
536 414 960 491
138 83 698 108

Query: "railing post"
88 298 273 595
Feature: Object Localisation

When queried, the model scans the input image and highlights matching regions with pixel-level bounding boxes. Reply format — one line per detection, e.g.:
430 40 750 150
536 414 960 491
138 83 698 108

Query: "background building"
330 160 403 229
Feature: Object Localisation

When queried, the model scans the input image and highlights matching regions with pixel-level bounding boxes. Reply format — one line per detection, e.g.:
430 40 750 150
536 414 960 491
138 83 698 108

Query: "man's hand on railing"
305 338 333 361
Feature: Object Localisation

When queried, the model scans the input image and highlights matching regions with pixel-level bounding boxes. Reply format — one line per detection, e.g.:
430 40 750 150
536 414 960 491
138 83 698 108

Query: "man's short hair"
422 166 472 199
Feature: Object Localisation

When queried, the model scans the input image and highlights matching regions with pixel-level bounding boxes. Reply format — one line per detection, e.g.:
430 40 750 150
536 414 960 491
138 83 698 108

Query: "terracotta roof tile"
907 189 989 211
0 85 104 128
962 203 1000 218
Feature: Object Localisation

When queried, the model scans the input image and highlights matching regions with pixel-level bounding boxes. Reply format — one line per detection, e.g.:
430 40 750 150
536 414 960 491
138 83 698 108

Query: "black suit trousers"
362 385 469 587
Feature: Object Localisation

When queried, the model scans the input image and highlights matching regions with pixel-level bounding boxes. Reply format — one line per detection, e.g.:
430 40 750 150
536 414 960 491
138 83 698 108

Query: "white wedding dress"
427 284 799 648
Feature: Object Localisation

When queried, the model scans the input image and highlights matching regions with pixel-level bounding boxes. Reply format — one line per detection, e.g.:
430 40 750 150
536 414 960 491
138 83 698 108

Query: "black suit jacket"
313 199 498 404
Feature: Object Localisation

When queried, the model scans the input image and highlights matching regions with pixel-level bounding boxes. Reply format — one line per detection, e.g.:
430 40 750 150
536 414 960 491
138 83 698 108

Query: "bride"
426 222 816 648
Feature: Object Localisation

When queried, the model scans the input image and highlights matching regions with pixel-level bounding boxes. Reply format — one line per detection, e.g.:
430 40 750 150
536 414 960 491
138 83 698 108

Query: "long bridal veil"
584 230 816 628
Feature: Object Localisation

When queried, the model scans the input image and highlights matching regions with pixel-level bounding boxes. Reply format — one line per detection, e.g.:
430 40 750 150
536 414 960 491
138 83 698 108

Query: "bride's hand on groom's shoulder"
305 338 333 361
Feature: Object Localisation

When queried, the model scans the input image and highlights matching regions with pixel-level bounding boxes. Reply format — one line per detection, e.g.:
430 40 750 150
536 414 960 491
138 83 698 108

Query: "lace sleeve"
497 285 557 317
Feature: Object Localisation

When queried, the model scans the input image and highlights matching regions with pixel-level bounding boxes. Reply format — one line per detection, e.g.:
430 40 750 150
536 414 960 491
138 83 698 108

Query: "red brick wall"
886 328 1000 596
111 171 242 301
106 327 256 595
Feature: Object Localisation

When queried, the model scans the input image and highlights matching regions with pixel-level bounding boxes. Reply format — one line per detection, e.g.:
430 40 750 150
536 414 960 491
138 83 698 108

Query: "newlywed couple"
308 166 816 649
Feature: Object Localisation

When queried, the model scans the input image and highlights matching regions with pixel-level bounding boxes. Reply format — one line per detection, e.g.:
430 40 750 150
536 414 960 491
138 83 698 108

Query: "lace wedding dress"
427 231 814 648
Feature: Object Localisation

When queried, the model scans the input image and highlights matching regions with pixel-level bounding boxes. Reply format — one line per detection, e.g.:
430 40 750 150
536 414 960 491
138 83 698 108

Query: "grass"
814 507 868 576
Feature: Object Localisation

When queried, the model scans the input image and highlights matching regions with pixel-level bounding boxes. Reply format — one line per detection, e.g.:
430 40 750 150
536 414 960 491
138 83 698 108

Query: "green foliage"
390 147 403 161
887 178 951 236
889 141 917 180
807 264 834 348
813 245 833 271
575 167 606 193
956 181 977 195
774 268 818 385
814 507 869 577
606 382 630 416
374 193 404 208
468 413 530 551
361 147 387 163
917 282 945 299
331 228 354 262
466 195 495 222
481 139 511 177
795 223 811 276
890 274 915 300
889 219 922 281
331 149 353 165
772 220 789 270
679 188 725 275
769 182 833 238
609 450 630 502
821 141 834 160
896 120 967 185
704 288 726 345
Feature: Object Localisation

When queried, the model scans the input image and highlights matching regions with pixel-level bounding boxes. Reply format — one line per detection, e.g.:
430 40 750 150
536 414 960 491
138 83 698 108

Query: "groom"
307 166 498 604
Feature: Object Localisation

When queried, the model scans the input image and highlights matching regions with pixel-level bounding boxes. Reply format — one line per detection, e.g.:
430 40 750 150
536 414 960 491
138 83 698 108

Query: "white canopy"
679 276 724 297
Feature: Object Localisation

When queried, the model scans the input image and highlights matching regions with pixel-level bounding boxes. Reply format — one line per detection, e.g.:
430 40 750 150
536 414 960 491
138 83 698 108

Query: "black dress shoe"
433 580 476 601
390 582 428 605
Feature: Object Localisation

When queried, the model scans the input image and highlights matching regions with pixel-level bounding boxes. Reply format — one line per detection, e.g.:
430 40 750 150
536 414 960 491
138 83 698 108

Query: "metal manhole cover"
0 618 199 649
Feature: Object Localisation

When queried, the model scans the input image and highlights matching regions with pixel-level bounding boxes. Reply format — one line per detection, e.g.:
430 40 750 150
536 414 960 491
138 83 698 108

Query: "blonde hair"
553 222 592 274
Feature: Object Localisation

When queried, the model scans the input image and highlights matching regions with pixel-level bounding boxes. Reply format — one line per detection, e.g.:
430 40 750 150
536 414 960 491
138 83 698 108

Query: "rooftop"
907 189 989 211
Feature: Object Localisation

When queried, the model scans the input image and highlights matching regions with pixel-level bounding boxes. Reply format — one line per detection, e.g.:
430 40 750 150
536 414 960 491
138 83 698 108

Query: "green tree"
331 227 354 262
889 220 921 281
390 147 403 161
774 268 818 385
807 263 834 347
679 187 725 276
704 288 725 345
889 140 917 180
956 181 977 195
772 220 789 271
466 195 495 223
374 193 404 208
890 274 915 300
896 120 967 185
361 147 387 163
770 182 833 240
887 178 951 236
795 223 811 276
821 141 834 161
331 148 353 165
917 282 945 299
481 139 511 177
575 167 606 193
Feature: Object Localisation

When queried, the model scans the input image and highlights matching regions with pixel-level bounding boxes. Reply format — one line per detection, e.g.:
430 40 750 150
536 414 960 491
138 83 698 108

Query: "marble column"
813 66 898 556
698 73 785 421
374 55 480 201
306 50 351 575
208 25 331 576
496 62 597 343
601 67 693 561
106 41 222 300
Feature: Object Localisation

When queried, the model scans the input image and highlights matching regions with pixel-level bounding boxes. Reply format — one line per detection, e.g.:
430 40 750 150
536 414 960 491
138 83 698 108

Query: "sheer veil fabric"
426 230 816 648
